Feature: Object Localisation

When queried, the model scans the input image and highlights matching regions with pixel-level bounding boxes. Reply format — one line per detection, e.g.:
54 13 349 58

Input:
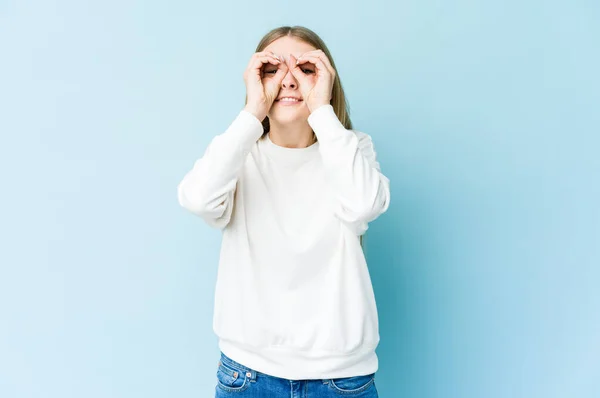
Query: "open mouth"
275 98 303 105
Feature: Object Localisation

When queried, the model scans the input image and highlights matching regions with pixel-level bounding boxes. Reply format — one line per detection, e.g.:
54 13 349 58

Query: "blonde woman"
178 25 390 397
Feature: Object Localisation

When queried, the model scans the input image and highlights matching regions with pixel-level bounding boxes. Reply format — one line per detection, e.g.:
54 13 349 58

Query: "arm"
307 104 391 235
177 109 264 229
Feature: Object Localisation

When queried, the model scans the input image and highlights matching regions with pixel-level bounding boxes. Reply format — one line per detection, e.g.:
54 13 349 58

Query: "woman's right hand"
243 50 288 121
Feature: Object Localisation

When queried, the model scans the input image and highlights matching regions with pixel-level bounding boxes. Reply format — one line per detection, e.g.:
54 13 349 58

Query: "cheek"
300 75 317 85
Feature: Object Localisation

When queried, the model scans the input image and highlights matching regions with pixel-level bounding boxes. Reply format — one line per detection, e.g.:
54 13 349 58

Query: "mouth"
275 97 303 105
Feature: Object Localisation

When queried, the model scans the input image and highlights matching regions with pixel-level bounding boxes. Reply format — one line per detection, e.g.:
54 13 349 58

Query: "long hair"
245 25 365 249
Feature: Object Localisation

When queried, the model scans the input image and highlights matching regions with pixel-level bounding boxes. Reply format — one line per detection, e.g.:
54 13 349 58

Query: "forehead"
264 36 317 58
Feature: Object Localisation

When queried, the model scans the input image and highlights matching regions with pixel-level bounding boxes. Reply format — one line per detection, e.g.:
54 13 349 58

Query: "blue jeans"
215 351 379 397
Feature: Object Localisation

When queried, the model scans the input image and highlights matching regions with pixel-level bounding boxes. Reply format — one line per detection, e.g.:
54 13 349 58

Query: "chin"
268 109 310 123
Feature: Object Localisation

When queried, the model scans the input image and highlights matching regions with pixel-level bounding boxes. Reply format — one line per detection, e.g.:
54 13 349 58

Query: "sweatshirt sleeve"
177 109 264 229
307 104 391 236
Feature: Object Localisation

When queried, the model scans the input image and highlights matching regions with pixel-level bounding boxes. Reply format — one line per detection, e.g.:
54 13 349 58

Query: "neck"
267 119 316 148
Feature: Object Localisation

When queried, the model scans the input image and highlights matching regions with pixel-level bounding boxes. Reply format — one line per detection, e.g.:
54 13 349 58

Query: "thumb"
288 54 309 85
265 64 288 96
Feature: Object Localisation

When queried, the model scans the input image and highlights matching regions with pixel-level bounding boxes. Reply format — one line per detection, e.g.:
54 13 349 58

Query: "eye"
263 68 314 75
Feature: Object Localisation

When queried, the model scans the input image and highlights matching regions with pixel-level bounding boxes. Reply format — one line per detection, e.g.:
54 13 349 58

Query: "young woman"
178 25 390 397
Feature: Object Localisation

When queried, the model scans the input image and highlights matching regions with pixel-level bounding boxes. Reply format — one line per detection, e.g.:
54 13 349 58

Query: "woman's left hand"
288 50 336 113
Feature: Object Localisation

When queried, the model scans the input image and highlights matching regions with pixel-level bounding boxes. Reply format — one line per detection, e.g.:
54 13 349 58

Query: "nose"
281 68 297 89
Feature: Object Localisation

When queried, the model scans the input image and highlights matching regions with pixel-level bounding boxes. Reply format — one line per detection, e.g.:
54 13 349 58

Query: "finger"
258 50 284 60
254 55 281 69
253 50 282 60
298 49 328 60
246 53 281 74
266 51 284 62
272 63 289 82
295 54 333 78
299 50 335 75
261 59 289 80
255 50 285 65
287 54 311 83
297 56 335 78
246 58 280 83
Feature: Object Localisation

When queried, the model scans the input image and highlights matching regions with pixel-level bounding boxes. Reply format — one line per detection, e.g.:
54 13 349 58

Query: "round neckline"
261 132 320 165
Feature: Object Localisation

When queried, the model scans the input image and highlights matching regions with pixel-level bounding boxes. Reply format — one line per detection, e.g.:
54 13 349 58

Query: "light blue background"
1 1 598 397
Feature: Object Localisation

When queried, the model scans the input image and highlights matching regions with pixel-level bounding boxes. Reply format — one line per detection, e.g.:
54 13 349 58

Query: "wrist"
308 102 331 113
243 106 266 121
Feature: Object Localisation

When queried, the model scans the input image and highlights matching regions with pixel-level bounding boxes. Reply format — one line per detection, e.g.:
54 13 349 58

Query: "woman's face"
262 36 318 124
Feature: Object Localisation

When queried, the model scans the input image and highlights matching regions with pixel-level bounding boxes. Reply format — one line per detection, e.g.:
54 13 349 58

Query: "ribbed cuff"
236 109 265 134
226 109 265 147
307 104 352 142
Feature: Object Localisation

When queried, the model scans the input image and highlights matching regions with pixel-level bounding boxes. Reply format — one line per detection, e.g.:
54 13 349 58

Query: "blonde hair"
245 25 364 248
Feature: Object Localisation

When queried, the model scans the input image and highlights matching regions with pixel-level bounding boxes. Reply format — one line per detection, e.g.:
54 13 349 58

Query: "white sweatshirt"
177 104 390 380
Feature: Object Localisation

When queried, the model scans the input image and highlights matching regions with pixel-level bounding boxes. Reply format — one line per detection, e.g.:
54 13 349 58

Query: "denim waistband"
219 351 257 381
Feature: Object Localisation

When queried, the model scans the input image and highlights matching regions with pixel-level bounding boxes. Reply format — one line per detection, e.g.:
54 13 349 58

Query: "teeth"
280 98 300 102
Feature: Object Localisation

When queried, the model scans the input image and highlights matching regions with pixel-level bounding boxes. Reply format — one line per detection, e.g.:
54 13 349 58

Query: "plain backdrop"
1 1 598 397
